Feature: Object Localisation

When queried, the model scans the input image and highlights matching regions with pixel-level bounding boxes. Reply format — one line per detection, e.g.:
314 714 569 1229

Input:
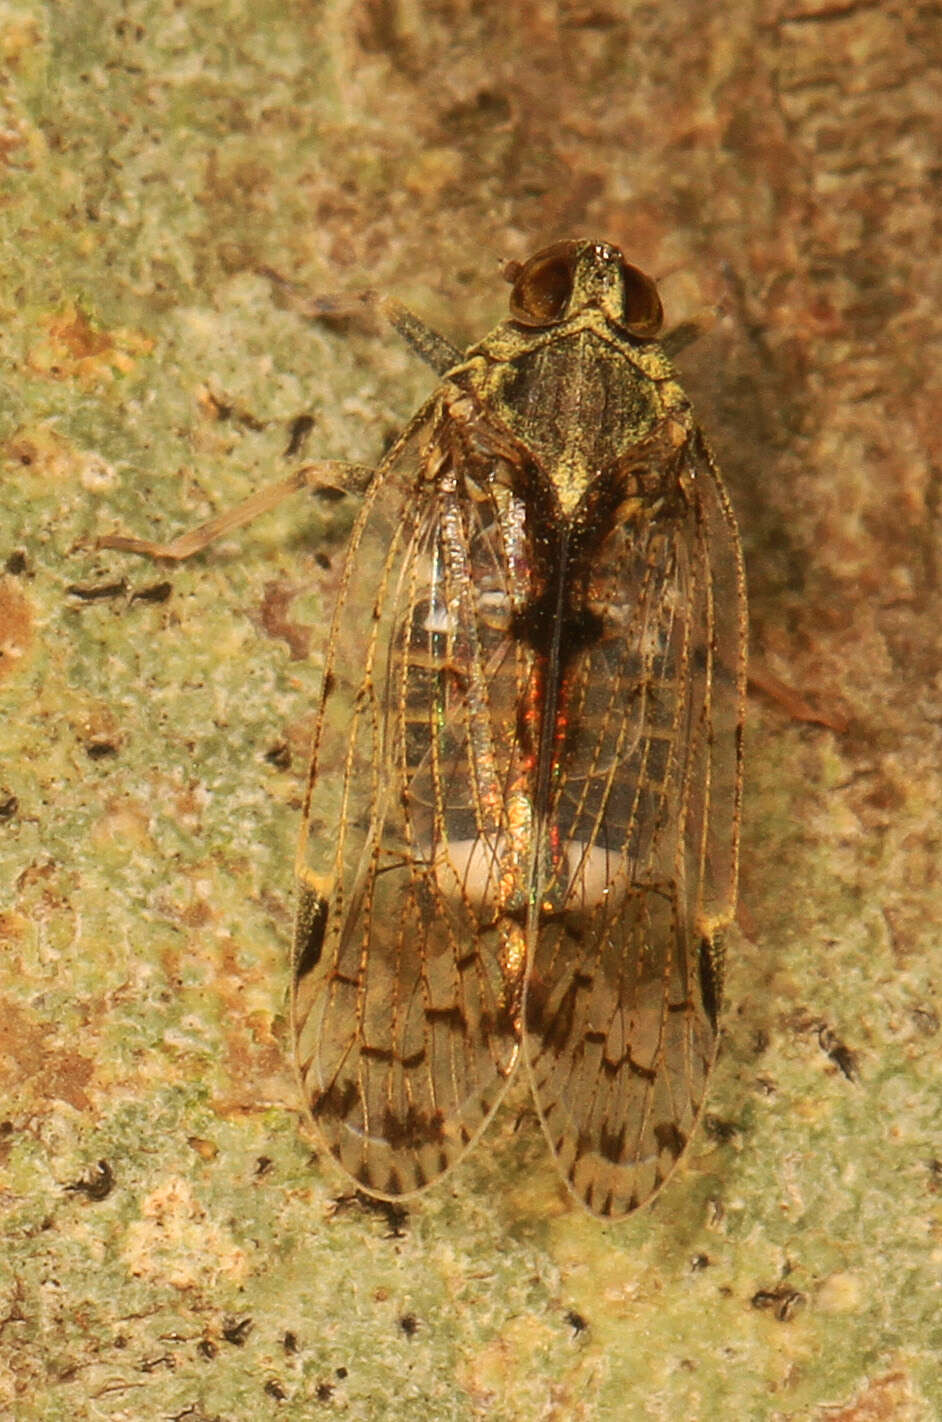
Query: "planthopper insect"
99 239 747 1218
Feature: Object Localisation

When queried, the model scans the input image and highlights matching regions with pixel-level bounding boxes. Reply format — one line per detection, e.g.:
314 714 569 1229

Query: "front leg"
95 460 374 562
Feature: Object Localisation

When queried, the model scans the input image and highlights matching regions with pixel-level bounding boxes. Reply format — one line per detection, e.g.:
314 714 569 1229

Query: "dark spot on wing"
361 1044 395 1063
698 934 724 1031
311 1078 358 1121
294 889 328 979
654 1121 687 1160
425 1004 466 1030
381 1104 447 1149
527 970 593 1052
598 1120 627 1164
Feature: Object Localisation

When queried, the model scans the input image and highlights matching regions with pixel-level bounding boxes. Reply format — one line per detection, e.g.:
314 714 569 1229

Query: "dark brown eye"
508 241 580 327
620 261 663 337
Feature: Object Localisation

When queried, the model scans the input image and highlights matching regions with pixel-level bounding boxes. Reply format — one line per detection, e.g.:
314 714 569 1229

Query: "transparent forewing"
293 415 534 1198
523 430 746 1218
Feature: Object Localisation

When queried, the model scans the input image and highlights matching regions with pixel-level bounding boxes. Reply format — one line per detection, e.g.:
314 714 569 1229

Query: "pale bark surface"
0 1 938 1417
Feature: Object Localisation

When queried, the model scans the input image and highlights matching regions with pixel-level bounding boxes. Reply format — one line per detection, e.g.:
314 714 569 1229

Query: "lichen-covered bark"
0 1 937 1418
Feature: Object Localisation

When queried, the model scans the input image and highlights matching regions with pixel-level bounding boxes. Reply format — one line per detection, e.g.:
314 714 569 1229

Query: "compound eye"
508 241 580 327
620 261 663 337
